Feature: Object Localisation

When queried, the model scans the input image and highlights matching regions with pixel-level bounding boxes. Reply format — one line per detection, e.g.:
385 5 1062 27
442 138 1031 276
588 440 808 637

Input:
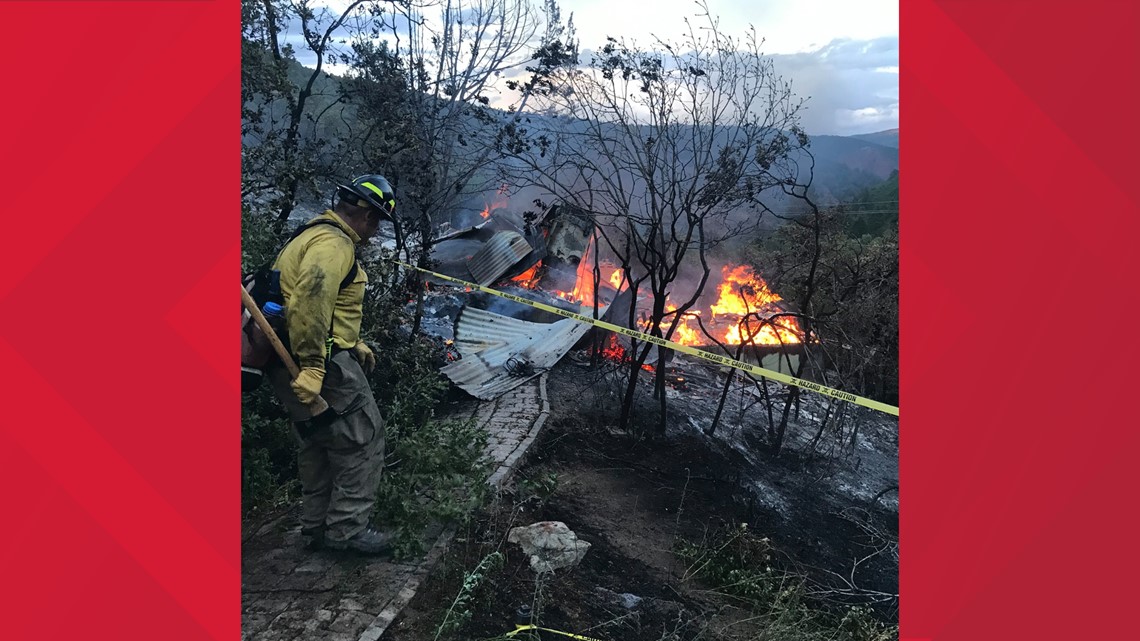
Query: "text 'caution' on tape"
393 260 899 417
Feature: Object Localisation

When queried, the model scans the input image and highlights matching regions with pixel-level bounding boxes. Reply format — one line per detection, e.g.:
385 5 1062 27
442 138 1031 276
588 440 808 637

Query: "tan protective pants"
268 350 386 542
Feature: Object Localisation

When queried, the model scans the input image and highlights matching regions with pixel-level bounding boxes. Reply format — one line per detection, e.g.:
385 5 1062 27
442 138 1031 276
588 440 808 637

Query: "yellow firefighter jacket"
272 211 368 373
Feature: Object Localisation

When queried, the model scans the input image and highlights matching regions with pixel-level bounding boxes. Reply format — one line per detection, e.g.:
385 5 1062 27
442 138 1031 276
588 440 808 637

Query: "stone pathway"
242 376 550 641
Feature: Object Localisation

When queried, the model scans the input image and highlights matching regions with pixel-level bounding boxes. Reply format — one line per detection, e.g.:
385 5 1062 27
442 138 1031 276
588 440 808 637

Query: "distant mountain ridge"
250 57 899 208
850 128 899 148
801 133 898 202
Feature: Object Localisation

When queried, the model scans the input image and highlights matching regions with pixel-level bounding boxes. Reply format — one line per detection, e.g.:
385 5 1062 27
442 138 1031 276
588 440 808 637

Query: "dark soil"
385 362 898 641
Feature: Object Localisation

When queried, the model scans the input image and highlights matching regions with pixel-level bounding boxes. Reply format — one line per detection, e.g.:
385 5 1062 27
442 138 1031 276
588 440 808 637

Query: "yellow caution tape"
506 623 607 641
394 260 899 417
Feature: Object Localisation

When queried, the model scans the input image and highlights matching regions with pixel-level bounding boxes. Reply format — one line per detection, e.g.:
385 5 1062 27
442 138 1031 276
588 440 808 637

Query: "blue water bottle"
261 301 285 332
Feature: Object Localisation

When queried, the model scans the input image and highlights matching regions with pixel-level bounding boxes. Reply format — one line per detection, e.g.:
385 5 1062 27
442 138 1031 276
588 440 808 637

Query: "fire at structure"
416 196 810 399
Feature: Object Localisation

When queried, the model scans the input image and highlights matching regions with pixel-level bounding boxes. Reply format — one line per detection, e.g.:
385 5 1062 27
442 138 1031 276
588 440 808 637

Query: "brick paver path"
241 376 549 641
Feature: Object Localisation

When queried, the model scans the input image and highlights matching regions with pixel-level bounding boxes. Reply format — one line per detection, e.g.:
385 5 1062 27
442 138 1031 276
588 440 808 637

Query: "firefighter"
266 174 396 554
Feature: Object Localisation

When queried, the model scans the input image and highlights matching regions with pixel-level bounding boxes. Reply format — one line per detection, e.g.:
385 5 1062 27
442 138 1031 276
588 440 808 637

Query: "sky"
562 0 898 135
288 0 898 136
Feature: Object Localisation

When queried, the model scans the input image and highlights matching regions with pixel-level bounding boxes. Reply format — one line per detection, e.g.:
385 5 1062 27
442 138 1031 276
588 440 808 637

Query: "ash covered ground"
386 351 898 641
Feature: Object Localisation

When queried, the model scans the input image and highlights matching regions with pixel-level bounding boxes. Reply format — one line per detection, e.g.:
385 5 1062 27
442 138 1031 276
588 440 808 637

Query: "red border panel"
0 2 239 640
903 1 1139 640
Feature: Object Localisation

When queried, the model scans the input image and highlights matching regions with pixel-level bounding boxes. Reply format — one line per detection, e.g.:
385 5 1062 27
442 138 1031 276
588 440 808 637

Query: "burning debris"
708 265 805 346
468 231 533 285
414 196 811 400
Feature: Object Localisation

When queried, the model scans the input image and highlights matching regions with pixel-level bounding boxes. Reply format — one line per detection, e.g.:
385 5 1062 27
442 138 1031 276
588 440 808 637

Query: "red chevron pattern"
0 2 238 640
903 1 1139 640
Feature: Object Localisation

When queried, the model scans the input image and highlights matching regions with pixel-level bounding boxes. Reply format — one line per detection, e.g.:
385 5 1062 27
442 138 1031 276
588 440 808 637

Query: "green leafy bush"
373 414 491 558
518 471 560 507
241 204 286 273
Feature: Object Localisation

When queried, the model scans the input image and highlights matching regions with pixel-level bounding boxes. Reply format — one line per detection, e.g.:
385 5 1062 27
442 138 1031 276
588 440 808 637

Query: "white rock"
508 521 591 574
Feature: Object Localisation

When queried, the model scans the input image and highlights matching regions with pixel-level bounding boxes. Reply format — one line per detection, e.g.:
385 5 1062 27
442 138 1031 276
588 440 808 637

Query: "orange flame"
609 268 625 290
709 265 782 317
705 265 804 345
663 303 703 346
570 239 598 306
480 185 511 220
553 235 625 308
588 263 805 348
510 264 541 288
601 334 627 361
724 318 803 346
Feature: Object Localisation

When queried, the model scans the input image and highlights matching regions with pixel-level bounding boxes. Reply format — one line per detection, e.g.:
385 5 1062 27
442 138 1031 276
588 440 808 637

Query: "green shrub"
518 472 559 507
241 204 286 272
373 415 491 558
358 258 491 557
241 376 299 518
677 523 898 641
836 607 898 641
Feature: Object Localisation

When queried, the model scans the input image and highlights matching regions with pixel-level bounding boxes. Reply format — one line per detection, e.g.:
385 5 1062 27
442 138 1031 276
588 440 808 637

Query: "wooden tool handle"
241 285 330 416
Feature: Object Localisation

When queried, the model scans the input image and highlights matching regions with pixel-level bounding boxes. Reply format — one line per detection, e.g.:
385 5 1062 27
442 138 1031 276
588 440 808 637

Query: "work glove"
291 367 325 406
351 341 376 374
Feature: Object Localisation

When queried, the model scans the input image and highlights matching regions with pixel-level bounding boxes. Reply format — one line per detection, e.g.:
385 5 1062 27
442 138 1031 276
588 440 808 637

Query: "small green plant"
373 417 491 558
835 606 898 641
678 523 784 604
518 472 559 506
434 551 505 640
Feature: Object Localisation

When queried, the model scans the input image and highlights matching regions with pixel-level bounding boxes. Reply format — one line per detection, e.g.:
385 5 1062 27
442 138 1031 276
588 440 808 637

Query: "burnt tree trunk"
618 347 642 432
655 345 668 434
708 338 749 436
807 399 836 460
708 368 735 437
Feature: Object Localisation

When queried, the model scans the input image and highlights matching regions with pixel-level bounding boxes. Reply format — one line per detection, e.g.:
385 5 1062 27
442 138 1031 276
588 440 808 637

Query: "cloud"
274 5 415 76
278 5 897 139
768 36 899 136
551 36 898 137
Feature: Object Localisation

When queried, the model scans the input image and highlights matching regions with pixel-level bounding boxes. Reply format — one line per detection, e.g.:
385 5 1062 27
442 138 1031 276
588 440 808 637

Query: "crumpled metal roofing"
441 304 602 399
466 231 534 285
434 217 491 243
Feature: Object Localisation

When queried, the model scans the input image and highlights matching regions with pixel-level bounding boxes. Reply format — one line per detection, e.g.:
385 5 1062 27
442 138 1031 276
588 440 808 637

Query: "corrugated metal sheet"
441 305 599 399
467 231 533 285
433 218 491 242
